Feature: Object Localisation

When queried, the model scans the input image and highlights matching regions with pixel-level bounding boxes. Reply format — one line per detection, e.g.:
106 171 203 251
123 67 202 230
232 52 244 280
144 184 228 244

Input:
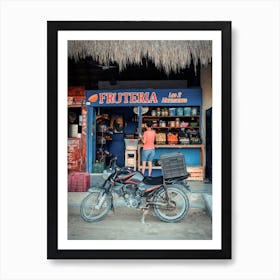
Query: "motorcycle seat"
165 174 190 181
143 176 163 185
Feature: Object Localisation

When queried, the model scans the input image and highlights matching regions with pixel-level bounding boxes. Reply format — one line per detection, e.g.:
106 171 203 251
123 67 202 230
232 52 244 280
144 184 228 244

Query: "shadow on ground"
68 205 212 240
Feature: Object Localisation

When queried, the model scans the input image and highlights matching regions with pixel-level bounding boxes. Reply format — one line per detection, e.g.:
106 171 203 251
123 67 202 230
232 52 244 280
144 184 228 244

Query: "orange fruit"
89 94 98 103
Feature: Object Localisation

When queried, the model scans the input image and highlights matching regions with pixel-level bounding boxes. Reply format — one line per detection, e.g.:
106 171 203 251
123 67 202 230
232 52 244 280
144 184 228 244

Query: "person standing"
140 121 156 176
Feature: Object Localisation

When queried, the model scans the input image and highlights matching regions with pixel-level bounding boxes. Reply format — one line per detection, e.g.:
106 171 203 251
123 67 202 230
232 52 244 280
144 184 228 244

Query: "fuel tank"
116 170 144 184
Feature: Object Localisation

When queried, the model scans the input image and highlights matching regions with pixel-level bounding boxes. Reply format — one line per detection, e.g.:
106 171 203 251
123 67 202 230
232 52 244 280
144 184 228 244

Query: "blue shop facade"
86 88 205 180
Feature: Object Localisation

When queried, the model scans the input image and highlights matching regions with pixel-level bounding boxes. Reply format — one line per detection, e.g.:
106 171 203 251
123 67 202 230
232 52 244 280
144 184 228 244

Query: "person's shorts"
142 148 155 162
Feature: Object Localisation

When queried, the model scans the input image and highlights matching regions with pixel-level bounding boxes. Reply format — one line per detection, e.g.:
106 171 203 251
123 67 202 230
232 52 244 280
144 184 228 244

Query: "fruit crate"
68 172 90 192
160 153 188 179
167 140 178 145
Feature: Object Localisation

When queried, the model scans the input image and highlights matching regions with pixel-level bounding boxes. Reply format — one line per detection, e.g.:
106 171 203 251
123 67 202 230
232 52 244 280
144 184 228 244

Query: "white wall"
201 64 213 112
1 1 279 280
201 64 212 167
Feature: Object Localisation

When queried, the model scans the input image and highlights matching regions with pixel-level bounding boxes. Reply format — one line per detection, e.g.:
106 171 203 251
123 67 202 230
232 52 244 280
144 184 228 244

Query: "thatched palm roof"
68 40 212 74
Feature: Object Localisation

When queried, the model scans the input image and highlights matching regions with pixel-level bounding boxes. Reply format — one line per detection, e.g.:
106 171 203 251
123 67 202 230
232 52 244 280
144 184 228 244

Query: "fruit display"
167 133 178 144
190 122 198 127
156 133 166 144
189 130 202 144
180 121 189 128
179 137 190 144
190 136 202 144
141 106 202 146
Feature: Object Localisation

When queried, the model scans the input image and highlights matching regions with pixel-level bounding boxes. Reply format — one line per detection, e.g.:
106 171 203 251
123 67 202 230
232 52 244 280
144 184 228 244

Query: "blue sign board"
86 88 202 107
86 88 203 173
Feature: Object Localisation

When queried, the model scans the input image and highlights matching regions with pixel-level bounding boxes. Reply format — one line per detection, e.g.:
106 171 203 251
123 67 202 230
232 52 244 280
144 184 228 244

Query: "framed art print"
47 21 231 259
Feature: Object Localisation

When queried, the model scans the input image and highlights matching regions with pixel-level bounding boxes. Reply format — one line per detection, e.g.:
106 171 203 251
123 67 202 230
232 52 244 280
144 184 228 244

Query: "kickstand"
141 207 150 225
111 202 115 213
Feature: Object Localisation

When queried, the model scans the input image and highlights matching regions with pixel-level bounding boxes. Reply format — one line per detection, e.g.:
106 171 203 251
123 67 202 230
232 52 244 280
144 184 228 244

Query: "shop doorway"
93 106 139 168
205 108 212 182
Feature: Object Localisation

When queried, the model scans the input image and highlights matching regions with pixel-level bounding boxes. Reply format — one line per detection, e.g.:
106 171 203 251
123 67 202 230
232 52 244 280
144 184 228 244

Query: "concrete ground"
68 179 212 240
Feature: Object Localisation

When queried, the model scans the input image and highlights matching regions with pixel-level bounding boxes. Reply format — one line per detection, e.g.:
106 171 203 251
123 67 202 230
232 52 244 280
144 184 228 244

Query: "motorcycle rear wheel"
152 186 189 223
80 189 112 222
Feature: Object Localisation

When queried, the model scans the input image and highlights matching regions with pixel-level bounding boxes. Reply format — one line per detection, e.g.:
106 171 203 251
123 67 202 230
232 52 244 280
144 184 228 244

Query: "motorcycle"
80 157 190 223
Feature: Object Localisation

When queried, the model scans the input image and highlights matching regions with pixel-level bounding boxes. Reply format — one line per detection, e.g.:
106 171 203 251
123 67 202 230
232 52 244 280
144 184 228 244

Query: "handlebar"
108 156 118 169
108 156 134 178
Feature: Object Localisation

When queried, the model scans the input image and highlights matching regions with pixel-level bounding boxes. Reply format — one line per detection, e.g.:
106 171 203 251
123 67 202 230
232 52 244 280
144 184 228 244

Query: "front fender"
87 187 114 210
88 186 105 193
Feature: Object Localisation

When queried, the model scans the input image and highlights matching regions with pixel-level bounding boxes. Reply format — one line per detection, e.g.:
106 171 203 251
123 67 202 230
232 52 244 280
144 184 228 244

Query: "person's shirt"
143 129 156 150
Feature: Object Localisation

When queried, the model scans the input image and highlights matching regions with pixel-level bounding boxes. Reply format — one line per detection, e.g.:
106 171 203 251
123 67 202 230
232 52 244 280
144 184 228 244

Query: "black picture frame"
47 21 231 259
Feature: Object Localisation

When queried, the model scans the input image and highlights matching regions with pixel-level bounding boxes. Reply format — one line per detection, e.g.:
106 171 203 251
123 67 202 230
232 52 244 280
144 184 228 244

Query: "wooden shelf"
142 115 200 118
68 104 84 108
139 166 162 170
138 144 204 148
151 126 199 129
137 144 205 173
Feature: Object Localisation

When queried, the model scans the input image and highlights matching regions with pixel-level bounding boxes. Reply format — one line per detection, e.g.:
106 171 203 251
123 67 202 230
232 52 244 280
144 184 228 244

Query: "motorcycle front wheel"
152 186 189 223
80 189 112 222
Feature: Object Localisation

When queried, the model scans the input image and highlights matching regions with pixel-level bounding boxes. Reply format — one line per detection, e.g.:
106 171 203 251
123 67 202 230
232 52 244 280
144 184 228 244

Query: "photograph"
2 0 280 279
48 21 231 259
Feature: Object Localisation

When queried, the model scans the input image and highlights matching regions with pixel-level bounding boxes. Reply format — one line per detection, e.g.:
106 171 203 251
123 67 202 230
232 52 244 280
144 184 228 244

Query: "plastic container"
190 122 198 127
176 107 183 116
175 118 180 127
183 107 191 116
160 153 187 179
169 108 176 116
159 120 167 127
124 139 139 150
169 121 176 128
180 121 189 128
156 108 161 116
191 107 198 116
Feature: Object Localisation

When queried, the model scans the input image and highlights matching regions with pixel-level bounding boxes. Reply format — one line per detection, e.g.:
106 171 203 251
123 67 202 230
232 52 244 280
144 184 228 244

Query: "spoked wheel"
152 186 189 223
80 189 112 222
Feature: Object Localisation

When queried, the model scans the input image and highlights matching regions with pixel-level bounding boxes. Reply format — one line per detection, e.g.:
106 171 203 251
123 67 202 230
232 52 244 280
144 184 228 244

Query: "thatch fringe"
68 40 212 74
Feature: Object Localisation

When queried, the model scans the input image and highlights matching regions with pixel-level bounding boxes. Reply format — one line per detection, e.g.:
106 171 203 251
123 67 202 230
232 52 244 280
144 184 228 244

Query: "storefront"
85 88 204 180
67 86 87 173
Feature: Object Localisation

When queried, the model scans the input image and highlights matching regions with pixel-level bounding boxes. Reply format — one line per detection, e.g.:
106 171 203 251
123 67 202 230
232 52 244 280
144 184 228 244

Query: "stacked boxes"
124 139 138 170
68 172 90 192
68 138 82 172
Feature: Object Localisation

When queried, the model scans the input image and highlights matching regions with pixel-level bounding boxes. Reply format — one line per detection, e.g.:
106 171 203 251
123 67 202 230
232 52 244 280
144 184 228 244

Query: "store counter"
137 144 205 180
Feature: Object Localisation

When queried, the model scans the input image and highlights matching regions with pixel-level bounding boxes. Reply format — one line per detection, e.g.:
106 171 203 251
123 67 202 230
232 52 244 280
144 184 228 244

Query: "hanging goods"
133 107 149 115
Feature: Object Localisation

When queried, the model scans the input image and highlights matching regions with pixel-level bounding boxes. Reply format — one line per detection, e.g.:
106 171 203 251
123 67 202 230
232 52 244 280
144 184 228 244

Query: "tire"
152 186 189 223
80 189 112 222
